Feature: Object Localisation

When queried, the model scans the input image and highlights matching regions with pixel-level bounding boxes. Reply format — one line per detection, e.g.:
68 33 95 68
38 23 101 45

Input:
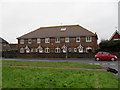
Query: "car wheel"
111 57 115 61
95 57 100 61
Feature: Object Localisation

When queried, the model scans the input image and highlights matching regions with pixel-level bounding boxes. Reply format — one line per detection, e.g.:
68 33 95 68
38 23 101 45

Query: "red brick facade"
18 36 98 53
17 25 98 53
110 30 120 40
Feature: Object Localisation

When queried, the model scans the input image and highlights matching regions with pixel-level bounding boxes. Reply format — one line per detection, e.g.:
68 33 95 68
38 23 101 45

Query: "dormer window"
60 27 66 31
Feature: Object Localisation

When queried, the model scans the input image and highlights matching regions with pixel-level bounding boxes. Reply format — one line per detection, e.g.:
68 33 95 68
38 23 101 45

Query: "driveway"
1 58 118 71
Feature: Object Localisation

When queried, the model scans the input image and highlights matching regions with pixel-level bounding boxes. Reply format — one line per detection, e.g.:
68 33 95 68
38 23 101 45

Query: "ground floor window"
31 48 33 52
86 47 92 53
74 48 77 52
20 48 24 53
62 48 67 53
26 48 30 53
61 45 67 53
68 48 72 52
24 45 30 53
45 48 50 53
77 44 83 53
55 48 60 53
78 48 83 53
38 48 43 53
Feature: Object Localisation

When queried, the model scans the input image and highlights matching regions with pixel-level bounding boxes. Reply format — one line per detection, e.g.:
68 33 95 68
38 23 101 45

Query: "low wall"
2 51 95 58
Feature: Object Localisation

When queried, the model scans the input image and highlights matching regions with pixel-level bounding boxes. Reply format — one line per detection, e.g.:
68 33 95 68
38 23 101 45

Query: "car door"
102 52 110 60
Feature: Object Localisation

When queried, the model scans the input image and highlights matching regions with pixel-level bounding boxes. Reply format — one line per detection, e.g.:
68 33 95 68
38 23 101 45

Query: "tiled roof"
0 37 9 44
17 25 96 39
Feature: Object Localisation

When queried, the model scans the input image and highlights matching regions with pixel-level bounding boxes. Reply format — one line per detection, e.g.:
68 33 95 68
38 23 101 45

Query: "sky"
0 0 119 43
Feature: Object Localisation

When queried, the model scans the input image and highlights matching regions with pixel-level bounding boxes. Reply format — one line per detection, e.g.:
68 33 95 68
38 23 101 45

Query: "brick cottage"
17 25 98 54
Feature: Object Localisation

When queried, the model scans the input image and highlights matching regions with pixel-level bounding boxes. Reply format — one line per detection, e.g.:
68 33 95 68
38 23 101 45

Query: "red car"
94 52 118 61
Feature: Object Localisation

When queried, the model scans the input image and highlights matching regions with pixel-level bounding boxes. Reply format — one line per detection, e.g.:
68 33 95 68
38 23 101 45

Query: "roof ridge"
40 24 79 29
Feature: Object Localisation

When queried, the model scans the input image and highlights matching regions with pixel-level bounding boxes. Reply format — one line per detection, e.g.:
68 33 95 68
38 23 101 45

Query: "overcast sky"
0 0 119 43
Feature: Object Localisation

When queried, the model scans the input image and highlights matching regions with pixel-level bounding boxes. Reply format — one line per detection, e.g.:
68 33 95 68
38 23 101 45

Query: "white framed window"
45 38 50 43
20 48 24 53
55 38 60 43
55 48 60 53
25 45 30 53
20 39 24 44
78 48 83 53
65 37 69 43
26 48 30 53
45 48 50 53
31 48 33 52
68 48 72 52
63 48 67 53
28 39 32 44
37 45 43 53
74 48 77 52
76 37 80 42
39 48 43 53
86 47 92 53
77 44 83 53
61 45 67 53
86 37 92 42
37 38 41 44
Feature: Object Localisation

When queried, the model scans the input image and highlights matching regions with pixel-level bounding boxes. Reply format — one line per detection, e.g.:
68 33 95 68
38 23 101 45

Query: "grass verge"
2 60 104 69
2 66 118 88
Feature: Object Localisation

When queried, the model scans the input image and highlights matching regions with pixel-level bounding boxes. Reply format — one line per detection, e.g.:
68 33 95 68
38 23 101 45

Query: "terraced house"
17 25 98 54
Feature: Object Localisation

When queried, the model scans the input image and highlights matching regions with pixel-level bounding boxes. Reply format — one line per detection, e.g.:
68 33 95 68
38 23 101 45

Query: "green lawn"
2 66 118 88
2 60 104 69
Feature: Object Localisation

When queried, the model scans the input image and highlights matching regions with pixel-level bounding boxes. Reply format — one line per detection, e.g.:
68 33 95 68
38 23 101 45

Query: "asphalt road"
1 58 119 71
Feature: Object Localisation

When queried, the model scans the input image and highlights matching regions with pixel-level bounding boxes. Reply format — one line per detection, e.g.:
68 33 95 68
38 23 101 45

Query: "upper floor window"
37 38 41 44
55 38 60 43
20 39 24 44
55 48 60 53
65 37 69 43
28 39 32 44
45 48 50 53
45 38 50 43
76 37 80 42
86 36 92 42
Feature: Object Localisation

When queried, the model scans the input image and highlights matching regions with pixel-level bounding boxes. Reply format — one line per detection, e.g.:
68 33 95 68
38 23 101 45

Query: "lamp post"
65 44 68 59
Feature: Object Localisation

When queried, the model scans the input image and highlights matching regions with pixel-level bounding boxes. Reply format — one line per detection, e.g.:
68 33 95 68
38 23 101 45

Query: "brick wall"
18 36 98 53
2 51 95 58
